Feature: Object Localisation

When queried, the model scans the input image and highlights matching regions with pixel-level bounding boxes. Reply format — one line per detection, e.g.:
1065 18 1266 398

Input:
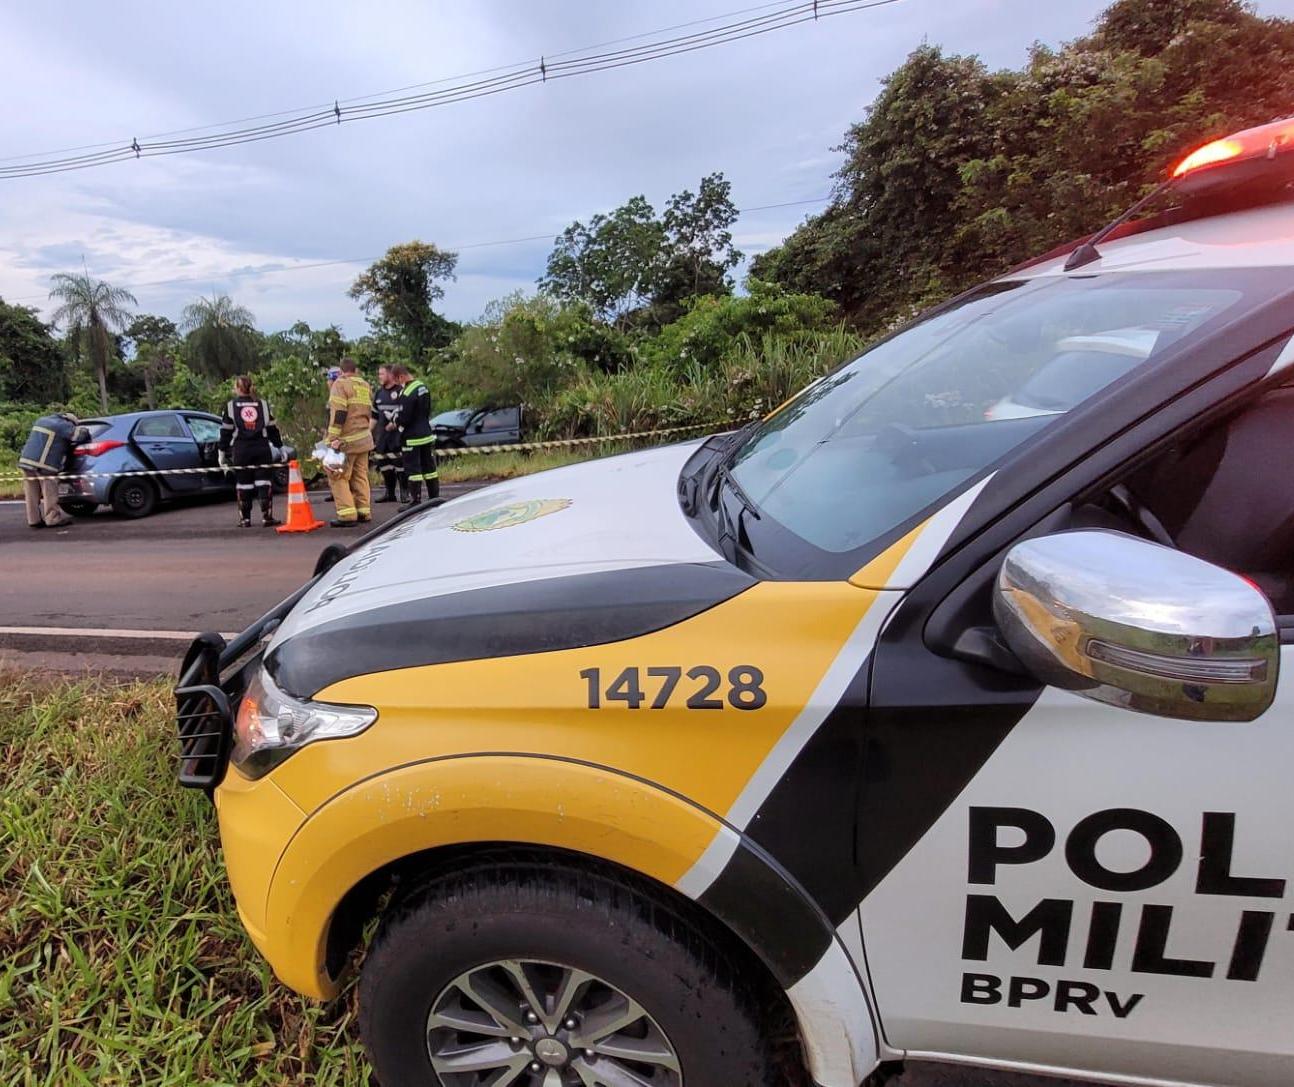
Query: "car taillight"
74 439 125 457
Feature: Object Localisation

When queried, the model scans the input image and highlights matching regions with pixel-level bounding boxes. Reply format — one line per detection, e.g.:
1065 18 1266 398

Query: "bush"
435 294 632 412
156 361 223 415
0 403 42 453
540 326 863 439
257 352 328 461
638 280 841 375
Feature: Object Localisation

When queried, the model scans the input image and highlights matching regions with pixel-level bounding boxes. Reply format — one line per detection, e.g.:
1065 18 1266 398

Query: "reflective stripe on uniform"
18 426 57 473
404 434 436 447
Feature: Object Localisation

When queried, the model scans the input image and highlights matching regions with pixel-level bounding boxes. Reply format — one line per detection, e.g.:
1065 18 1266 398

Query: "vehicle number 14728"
580 666 767 711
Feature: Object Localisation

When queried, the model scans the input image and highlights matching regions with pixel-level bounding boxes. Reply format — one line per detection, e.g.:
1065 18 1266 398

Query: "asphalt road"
0 484 482 676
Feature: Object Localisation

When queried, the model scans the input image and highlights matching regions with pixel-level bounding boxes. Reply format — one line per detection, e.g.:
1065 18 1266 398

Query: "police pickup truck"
178 119 1294 1087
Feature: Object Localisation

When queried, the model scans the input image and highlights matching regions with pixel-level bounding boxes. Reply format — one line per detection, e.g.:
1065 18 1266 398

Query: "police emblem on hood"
452 498 573 533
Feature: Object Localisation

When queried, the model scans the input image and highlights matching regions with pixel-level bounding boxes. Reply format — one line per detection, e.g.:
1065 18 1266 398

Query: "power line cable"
0 0 799 164
0 0 896 180
4 196 831 305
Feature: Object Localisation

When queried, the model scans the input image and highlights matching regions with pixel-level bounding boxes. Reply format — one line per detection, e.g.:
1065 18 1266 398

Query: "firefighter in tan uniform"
324 357 375 528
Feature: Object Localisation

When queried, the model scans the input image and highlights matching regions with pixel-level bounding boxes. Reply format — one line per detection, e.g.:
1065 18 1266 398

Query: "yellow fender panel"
274 580 883 820
264 754 726 999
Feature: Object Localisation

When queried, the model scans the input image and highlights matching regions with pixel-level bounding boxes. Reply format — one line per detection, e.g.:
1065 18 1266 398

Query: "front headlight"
231 667 377 780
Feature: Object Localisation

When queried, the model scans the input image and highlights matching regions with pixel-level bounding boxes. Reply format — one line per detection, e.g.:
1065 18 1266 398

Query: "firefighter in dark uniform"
219 375 282 528
18 412 82 529
390 363 438 506
372 363 406 504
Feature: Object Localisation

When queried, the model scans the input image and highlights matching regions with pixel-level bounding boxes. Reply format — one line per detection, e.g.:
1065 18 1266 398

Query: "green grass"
439 440 640 483
0 675 371 1086
0 449 19 500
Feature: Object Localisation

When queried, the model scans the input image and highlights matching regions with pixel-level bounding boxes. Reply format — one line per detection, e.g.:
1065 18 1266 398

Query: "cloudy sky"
3 0 1292 337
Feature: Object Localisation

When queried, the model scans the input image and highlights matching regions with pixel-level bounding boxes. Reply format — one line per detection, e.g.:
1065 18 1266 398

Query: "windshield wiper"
711 462 761 563
719 418 761 468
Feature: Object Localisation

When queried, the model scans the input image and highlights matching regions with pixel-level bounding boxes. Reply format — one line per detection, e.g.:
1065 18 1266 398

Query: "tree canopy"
752 0 1294 332
540 173 742 330
181 294 260 380
348 241 460 358
0 297 65 404
47 272 137 412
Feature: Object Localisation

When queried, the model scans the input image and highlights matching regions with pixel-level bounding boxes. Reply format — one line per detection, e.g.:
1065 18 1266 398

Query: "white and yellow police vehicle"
178 120 1294 1087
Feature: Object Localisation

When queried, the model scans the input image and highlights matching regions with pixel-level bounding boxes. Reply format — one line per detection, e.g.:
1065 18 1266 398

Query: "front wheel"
359 856 782 1087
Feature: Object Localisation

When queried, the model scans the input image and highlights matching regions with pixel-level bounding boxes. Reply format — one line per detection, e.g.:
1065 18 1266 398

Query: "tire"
60 500 98 517
111 479 158 518
358 854 781 1087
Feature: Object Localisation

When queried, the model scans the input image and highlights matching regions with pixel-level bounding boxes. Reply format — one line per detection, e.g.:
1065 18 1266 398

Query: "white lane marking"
0 626 238 640
1266 332 1294 379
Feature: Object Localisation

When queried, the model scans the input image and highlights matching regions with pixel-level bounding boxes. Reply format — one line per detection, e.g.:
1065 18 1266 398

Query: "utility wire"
0 0 800 164
5 196 831 305
0 0 896 180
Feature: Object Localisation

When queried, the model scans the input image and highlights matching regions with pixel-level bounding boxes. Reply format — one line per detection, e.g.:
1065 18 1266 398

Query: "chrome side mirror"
994 530 1278 722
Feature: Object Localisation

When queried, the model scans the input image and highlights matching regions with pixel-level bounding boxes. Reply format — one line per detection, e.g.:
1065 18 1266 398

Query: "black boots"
260 492 280 527
238 493 253 528
400 482 422 508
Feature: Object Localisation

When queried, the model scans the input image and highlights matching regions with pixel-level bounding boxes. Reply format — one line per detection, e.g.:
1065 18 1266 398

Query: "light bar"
1086 638 1268 685
1172 117 1294 179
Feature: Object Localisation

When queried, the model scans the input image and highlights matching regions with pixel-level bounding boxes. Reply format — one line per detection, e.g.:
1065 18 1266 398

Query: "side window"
135 414 186 438
186 417 221 444
1114 383 1294 615
481 407 519 432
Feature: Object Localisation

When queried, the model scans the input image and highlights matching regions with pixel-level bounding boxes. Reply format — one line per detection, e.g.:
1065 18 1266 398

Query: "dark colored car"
58 409 294 519
431 405 523 448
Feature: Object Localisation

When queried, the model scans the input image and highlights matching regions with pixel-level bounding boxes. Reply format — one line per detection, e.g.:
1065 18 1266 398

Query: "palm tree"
181 293 259 379
48 272 137 412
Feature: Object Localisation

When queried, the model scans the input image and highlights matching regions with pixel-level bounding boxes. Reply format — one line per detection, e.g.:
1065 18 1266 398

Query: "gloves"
269 445 282 463
218 450 230 469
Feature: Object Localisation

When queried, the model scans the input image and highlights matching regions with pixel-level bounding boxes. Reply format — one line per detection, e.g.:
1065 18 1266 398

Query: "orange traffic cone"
277 460 326 534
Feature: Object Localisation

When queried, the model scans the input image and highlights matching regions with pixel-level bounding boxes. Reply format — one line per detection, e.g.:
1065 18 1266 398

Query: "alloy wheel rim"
426 958 682 1086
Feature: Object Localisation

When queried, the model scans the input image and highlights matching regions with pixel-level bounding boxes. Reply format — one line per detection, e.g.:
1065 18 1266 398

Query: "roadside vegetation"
0 674 371 1085
4 0 1286 488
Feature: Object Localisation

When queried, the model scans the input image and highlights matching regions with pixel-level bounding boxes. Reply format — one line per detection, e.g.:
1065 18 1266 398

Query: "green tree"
754 0 1294 332
0 297 66 403
348 241 460 357
267 320 347 370
47 272 137 412
542 196 668 327
540 174 742 329
126 314 179 409
181 294 260 380
651 173 743 324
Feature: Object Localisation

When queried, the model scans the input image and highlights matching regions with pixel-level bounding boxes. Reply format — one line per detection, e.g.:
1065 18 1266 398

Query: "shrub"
639 280 841 375
435 294 632 413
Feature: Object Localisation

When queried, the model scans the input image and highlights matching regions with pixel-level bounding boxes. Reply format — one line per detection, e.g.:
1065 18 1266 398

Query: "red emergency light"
1171 117 1294 191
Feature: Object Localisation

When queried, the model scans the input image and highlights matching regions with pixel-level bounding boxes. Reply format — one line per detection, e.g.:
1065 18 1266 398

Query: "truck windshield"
728 276 1240 554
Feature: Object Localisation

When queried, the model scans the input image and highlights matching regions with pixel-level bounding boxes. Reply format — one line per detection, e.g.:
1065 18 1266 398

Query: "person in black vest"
372 363 406 504
390 363 438 505
219 375 282 528
18 412 82 529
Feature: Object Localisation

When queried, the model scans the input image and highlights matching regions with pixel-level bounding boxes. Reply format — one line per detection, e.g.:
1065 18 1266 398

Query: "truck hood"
264 441 752 696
